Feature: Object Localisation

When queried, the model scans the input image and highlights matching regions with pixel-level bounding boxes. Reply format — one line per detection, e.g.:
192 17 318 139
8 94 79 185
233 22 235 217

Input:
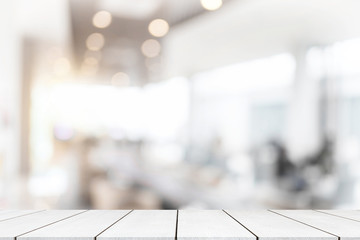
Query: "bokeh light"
92 10 112 29
84 49 102 60
141 39 161 58
148 19 169 38
84 57 98 66
200 0 223 11
145 58 162 73
86 33 105 51
81 57 99 76
111 72 130 86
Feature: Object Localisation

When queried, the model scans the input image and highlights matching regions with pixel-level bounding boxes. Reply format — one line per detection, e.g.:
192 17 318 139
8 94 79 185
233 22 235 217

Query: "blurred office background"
1 0 360 209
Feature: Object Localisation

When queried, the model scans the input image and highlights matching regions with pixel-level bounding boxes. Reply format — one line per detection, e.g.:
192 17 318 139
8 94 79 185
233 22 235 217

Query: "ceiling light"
80 62 98 76
84 57 99 66
148 19 169 37
84 50 102 60
98 0 162 20
93 10 112 28
141 39 161 58
112 72 130 86
86 33 105 51
200 0 222 11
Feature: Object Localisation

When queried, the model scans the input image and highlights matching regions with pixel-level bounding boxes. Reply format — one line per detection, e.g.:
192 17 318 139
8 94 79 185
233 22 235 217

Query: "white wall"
0 0 23 207
0 0 73 208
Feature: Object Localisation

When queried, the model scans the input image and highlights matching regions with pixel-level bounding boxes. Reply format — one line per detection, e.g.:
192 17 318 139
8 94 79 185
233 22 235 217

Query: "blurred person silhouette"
304 136 334 174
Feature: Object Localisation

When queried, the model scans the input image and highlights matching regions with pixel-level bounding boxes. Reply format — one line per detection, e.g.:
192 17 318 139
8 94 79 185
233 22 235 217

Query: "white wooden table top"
0 210 358 239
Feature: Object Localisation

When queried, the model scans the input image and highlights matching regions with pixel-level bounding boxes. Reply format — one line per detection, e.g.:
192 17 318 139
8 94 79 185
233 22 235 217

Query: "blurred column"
321 47 340 139
285 46 322 162
19 38 34 199
0 0 26 208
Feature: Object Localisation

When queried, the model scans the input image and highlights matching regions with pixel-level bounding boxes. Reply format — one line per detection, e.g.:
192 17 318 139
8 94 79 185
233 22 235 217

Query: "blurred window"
190 53 295 153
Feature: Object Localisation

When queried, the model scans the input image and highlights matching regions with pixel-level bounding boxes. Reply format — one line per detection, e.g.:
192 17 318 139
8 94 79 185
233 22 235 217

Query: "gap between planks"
222 210 259 240
268 210 340 240
314 209 360 223
0 210 46 223
15 210 89 240
94 210 134 239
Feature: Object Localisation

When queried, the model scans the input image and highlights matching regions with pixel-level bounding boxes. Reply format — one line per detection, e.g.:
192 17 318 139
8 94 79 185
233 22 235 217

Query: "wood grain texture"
0 210 43 222
177 210 255 240
316 210 360 222
272 210 360 240
97 210 177 240
0 210 85 240
19 210 131 240
225 210 336 240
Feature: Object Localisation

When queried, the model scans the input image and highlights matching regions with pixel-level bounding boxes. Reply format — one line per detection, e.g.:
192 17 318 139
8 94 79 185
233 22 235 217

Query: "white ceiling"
13 0 360 83
69 0 220 84
163 0 360 77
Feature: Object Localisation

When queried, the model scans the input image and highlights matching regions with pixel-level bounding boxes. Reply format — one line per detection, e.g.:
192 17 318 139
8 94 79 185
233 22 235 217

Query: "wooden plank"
0 210 43 222
0 210 85 240
272 210 360 240
225 210 336 240
19 210 131 240
316 210 360 222
177 210 255 240
97 210 177 240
